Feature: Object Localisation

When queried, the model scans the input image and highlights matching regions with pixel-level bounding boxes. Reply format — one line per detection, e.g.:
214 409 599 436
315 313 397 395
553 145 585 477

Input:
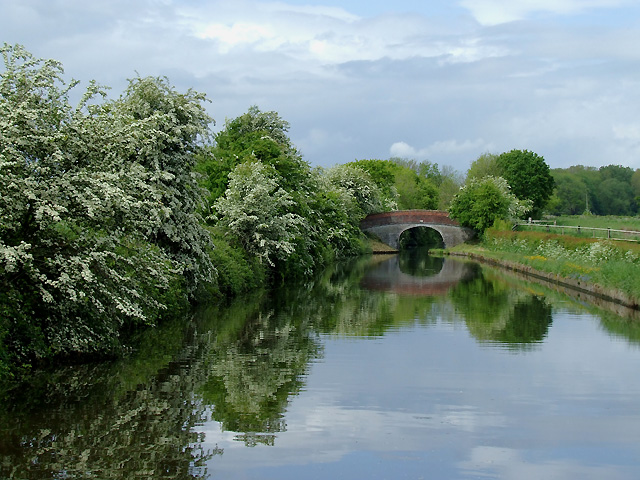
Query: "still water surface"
2 251 640 479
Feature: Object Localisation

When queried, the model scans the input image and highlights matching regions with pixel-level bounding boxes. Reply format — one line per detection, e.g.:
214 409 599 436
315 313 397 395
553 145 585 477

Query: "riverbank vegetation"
448 150 640 308
3 44 640 383
449 226 640 308
0 45 456 381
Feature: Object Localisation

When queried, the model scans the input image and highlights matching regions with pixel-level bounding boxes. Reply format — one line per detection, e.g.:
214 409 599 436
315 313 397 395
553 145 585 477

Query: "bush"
449 176 531 235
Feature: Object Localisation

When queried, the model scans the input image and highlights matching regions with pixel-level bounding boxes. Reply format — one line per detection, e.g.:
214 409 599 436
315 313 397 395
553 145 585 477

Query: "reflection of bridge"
360 256 476 296
360 210 475 250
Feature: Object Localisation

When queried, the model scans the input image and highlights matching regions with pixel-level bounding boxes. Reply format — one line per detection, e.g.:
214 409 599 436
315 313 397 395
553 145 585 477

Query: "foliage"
348 158 439 210
323 164 391 215
0 44 214 373
215 161 306 267
548 164 638 217
449 176 532 234
436 165 465 210
496 149 555 219
466 152 501 183
197 106 309 208
206 227 266 298
547 170 588 215
348 159 397 201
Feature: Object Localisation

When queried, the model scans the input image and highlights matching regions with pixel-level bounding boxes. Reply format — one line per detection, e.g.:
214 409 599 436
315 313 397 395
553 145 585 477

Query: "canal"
1 250 640 479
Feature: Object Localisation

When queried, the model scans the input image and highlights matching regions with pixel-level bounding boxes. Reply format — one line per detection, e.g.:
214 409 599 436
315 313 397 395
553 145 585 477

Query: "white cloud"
390 139 494 160
460 0 632 25
2 0 640 171
176 2 505 66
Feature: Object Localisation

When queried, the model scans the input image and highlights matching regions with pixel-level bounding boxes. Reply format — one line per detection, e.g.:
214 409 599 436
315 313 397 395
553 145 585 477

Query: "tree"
324 164 391 216
437 165 465 210
0 44 214 370
113 75 216 294
496 149 555 218
596 165 636 215
466 152 500 183
348 159 398 206
214 161 306 267
548 170 588 215
348 158 439 210
449 176 532 234
597 177 635 215
197 106 310 207
632 169 640 206
392 165 439 209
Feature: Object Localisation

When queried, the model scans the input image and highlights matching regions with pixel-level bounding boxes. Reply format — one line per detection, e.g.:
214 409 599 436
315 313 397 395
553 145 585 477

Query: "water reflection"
360 251 476 296
361 251 553 349
1 253 640 479
0 316 217 479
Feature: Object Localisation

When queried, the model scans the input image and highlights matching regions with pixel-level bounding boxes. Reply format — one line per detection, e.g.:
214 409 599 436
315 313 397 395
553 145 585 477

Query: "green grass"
550 215 640 231
516 215 640 242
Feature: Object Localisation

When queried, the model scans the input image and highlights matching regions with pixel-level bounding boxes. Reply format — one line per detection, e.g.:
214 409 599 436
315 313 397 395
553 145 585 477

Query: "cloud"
459 0 633 25
2 0 640 171
390 139 494 160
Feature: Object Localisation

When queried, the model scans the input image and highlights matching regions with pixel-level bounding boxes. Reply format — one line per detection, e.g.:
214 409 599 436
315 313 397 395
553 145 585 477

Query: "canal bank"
447 246 640 312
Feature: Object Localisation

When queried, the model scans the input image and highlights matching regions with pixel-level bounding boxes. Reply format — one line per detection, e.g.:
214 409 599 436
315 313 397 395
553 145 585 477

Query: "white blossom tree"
0 44 214 366
215 161 306 267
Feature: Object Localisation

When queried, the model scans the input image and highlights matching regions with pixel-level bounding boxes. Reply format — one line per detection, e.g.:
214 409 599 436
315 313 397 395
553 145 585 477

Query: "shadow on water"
2 250 640 478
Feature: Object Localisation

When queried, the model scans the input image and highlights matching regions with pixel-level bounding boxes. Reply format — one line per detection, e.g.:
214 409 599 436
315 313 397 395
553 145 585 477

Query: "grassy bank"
448 227 640 309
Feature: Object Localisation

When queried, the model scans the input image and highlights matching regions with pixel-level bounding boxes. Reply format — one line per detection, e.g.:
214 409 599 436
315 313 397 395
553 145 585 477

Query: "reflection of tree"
0 351 219 479
0 254 585 477
450 272 553 349
495 296 553 346
199 307 322 446
597 311 640 346
398 249 445 277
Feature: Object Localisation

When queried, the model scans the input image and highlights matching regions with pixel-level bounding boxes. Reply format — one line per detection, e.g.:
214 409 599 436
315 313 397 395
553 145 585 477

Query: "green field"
516 215 640 242
548 215 640 231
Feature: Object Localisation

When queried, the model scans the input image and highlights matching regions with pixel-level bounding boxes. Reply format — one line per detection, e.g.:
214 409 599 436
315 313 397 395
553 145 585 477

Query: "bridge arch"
360 210 475 250
397 225 445 249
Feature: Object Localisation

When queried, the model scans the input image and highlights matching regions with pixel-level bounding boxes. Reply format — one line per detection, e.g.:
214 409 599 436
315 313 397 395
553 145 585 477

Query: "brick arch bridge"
360 210 475 250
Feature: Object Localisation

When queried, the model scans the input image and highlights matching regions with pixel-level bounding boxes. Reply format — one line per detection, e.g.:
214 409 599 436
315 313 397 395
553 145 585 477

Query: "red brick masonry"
360 210 461 229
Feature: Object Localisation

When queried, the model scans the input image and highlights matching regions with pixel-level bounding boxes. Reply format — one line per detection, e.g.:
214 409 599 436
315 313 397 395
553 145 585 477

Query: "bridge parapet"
360 210 474 249
360 210 461 229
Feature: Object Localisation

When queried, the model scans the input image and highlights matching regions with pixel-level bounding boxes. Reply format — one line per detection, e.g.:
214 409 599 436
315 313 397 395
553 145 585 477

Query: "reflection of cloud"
460 445 632 480
201 396 506 470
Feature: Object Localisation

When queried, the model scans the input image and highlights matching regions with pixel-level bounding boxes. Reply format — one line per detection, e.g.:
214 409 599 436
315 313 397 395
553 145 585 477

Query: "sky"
2 0 640 173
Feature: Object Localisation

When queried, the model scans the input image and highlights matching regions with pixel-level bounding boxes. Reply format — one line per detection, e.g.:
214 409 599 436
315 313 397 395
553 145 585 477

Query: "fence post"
608 228 611 239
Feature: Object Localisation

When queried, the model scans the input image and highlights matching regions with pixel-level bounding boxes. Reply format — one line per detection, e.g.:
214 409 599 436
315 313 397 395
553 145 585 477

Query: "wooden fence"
513 222 640 243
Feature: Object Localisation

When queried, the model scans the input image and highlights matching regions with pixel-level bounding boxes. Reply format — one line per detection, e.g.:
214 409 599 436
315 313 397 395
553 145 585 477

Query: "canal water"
2 251 640 479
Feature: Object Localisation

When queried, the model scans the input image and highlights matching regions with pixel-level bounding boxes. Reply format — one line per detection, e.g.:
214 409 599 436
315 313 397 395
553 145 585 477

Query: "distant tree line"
452 150 640 234
548 165 640 216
